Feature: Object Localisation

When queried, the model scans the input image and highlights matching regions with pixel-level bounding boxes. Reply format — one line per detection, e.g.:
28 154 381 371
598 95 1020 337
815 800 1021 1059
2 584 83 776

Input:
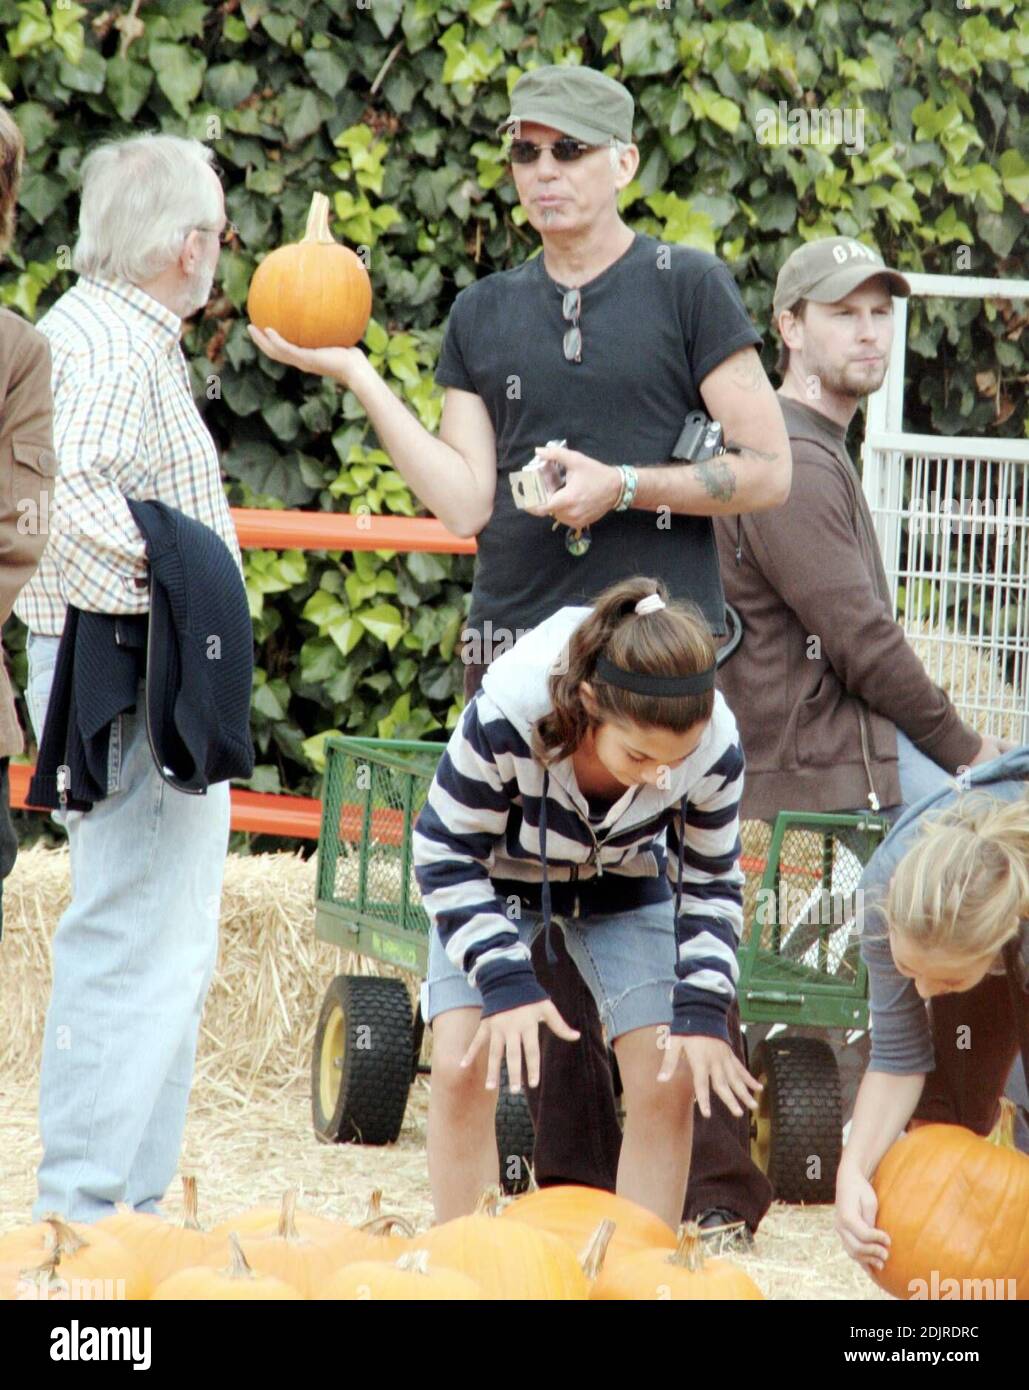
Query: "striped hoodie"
412 606 746 1040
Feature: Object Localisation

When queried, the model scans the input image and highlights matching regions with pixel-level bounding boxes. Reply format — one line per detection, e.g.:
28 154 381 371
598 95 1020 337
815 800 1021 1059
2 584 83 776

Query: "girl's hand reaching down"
461 1001 580 1093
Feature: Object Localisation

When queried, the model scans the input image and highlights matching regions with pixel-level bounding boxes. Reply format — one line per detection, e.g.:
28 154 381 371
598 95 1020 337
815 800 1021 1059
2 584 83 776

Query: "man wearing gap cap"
711 236 1020 1156
715 235 1007 828
250 63 789 1231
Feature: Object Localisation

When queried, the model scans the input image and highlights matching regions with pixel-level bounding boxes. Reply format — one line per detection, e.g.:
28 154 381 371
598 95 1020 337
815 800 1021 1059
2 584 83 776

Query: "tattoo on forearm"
736 444 780 465
695 458 737 503
728 353 767 392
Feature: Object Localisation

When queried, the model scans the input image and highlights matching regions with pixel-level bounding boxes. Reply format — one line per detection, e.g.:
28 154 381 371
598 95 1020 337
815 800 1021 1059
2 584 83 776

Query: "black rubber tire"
495 1064 536 1195
311 975 413 1146
749 1036 842 1203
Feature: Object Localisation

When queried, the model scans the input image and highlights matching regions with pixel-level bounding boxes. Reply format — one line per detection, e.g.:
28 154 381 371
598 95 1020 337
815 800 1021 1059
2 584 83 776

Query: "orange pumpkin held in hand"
871 1122 1029 1300
247 191 371 348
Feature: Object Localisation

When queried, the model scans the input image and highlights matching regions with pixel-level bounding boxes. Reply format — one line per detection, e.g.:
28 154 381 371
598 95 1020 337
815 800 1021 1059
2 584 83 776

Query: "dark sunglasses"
561 286 581 364
508 137 607 164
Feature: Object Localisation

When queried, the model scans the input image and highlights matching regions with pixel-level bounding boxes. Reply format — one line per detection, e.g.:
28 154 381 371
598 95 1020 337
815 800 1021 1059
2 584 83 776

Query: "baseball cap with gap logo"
773 236 911 319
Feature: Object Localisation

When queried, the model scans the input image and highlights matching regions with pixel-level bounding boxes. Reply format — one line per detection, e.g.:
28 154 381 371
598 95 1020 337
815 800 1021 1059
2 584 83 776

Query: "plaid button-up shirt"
15 275 243 636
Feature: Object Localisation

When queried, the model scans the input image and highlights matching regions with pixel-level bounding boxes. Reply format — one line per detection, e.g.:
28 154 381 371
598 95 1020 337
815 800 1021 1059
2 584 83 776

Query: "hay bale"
908 618 1025 741
0 845 422 1103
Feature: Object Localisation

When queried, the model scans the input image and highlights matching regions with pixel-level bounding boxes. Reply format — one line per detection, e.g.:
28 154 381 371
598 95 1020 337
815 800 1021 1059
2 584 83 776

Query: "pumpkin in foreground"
871 1122 1029 1300
320 1250 484 1301
97 1175 218 1290
150 1233 302 1301
412 1191 589 1300
0 1216 148 1301
502 1184 677 1265
587 1221 764 1301
247 191 372 349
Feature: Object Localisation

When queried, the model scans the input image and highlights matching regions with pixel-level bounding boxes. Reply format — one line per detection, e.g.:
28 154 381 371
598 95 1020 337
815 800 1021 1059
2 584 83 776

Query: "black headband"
594 655 717 697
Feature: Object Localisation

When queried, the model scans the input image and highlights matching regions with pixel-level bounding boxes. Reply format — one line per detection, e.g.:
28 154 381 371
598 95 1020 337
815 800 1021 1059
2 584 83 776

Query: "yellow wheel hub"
319 1004 346 1119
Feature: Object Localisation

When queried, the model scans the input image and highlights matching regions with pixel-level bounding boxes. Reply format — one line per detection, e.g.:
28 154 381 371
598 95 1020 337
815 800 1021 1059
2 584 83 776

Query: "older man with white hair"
16 134 243 1221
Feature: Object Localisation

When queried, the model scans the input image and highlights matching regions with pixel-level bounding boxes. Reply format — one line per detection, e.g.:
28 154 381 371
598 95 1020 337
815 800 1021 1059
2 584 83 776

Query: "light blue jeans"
420 898 682 1040
25 631 231 1221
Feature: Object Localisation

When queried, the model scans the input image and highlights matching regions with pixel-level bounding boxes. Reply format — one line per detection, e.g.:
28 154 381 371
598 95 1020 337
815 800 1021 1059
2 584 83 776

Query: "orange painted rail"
230 509 477 554
11 513 471 838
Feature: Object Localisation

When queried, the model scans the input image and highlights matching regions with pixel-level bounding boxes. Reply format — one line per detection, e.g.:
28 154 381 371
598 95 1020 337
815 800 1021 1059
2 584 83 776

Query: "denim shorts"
419 897 679 1042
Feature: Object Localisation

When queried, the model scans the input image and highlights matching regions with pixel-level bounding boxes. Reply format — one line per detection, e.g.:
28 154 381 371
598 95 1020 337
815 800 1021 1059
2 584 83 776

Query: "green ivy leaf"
204 60 259 108
149 41 206 119
355 602 405 649
105 56 154 122
58 48 106 95
304 48 349 98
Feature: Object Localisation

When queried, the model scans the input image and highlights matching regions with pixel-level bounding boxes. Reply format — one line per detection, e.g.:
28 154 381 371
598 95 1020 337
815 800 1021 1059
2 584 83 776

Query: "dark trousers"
913 967 1027 1137
463 660 773 1228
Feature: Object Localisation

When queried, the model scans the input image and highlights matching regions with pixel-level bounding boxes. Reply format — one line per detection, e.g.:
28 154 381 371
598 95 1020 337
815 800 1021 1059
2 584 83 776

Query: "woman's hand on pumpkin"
658 1033 763 1118
247 324 369 386
460 1001 580 1094
835 1162 890 1269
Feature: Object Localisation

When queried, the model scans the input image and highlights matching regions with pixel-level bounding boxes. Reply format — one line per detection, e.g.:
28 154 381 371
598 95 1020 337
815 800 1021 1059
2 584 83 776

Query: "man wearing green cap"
249 63 790 1233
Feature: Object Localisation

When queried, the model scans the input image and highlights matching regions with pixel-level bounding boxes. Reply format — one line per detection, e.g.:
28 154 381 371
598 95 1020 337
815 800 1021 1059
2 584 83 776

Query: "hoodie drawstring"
674 793 686 925
540 768 557 965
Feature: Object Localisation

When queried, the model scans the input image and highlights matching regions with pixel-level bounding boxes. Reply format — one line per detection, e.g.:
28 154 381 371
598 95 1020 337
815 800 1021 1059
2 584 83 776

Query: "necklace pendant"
566 526 591 557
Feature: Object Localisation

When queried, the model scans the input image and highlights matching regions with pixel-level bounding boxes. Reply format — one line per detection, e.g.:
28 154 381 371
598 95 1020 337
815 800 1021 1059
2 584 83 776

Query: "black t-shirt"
435 230 761 640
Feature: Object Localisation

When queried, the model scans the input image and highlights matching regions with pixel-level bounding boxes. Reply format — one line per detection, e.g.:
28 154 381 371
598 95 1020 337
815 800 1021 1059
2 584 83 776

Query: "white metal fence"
862 272 1029 744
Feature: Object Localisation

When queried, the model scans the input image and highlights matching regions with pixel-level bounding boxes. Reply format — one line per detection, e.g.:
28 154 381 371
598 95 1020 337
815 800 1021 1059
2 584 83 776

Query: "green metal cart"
312 734 888 1201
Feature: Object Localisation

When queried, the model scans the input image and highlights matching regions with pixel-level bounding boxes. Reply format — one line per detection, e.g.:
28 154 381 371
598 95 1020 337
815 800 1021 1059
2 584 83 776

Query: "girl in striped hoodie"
413 576 762 1224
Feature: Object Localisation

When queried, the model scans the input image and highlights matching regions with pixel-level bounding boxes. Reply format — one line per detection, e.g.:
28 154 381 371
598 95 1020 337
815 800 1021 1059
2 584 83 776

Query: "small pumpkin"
588 1221 765 1301
501 1184 677 1265
319 1250 484 1301
96 1175 218 1289
150 1233 303 1301
411 1189 589 1301
323 1190 414 1267
871 1122 1029 1300
210 1187 343 1245
247 191 372 348
229 1190 340 1299
0 1215 148 1300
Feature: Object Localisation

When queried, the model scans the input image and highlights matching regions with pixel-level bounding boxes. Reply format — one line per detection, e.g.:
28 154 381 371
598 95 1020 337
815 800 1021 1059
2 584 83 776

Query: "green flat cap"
774 236 911 318
496 65 634 145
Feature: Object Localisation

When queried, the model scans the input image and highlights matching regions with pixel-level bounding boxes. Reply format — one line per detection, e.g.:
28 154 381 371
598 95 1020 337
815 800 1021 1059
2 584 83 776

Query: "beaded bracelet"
615 463 638 512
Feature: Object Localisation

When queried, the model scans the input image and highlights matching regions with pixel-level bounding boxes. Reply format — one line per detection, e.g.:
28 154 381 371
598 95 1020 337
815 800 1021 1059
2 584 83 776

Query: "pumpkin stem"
19 1247 66 1296
41 1213 86 1258
669 1221 706 1272
579 1219 617 1280
987 1096 1017 1151
181 1174 202 1232
359 1214 416 1239
394 1250 431 1277
277 1188 301 1241
474 1185 504 1217
225 1231 256 1280
364 1189 383 1221
302 191 336 245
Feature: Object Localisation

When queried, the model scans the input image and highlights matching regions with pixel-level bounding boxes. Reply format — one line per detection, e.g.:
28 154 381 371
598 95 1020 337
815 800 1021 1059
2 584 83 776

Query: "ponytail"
531 576 716 766
886 788 1029 960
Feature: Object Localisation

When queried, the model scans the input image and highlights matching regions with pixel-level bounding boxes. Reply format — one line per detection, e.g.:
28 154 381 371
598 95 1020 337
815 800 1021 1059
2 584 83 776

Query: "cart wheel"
495 1064 535 1195
312 975 413 1146
411 1008 425 1084
749 1036 841 1202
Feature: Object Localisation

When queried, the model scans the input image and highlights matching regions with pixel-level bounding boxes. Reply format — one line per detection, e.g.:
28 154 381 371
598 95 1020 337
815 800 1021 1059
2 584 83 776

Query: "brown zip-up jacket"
0 308 57 756
714 393 982 821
